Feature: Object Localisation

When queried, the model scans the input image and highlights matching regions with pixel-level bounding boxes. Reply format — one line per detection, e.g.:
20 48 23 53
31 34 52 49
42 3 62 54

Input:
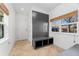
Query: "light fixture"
20 8 24 11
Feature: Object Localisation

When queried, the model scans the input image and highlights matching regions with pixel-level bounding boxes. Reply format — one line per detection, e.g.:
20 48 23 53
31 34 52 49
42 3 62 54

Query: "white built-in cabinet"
49 10 79 49
53 33 76 49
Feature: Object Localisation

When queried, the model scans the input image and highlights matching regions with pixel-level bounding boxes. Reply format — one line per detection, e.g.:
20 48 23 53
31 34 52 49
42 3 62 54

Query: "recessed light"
20 8 24 11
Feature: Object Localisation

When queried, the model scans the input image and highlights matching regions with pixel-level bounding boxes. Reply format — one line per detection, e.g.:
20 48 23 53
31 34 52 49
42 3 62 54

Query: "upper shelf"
50 10 78 22
0 3 9 15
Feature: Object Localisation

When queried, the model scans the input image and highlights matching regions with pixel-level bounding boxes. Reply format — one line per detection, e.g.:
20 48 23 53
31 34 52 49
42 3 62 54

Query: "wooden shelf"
50 10 77 22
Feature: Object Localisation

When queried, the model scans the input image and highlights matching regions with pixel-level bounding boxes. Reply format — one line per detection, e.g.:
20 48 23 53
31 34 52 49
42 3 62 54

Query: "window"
0 12 4 39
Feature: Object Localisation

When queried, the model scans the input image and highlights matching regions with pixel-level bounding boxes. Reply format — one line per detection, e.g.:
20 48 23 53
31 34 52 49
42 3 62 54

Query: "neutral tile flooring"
10 40 64 56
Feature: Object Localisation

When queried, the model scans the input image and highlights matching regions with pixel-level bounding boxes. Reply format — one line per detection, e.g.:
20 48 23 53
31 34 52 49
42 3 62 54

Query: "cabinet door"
75 35 79 44
53 34 75 49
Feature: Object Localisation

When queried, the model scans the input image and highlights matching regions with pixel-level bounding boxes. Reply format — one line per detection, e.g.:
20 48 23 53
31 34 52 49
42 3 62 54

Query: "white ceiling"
12 3 61 15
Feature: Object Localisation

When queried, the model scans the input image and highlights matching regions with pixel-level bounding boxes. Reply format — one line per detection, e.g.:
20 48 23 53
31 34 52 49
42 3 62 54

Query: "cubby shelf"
32 38 53 49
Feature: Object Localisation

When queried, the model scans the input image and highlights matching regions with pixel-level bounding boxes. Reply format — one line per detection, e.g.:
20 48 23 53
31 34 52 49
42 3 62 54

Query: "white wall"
15 14 27 40
27 9 32 42
0 3 15 56
49 3 79 49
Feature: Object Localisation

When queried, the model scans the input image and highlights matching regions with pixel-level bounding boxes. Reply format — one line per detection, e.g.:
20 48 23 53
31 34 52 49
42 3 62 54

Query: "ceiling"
12 3 61 15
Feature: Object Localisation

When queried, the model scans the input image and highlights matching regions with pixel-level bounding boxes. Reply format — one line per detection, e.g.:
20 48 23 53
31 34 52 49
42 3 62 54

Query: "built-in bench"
32 37 53 49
